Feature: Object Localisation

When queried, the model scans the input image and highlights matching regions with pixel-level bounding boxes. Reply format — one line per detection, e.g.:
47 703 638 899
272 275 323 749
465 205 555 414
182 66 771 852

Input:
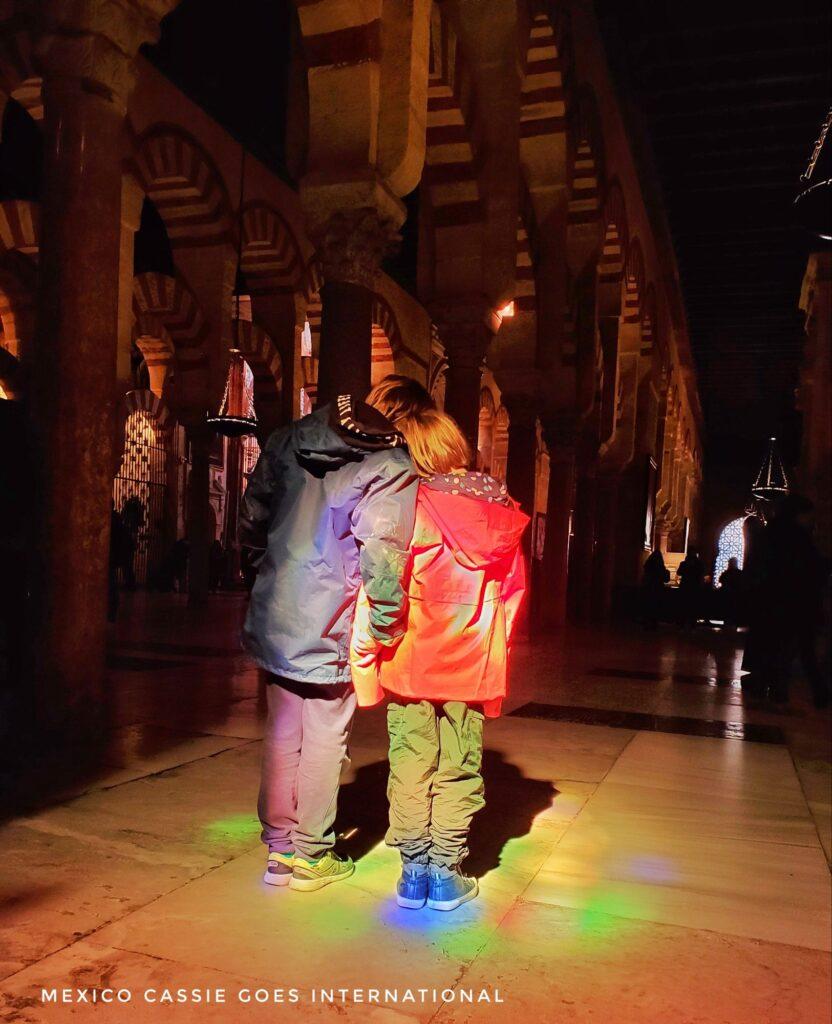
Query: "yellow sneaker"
289 851 355 892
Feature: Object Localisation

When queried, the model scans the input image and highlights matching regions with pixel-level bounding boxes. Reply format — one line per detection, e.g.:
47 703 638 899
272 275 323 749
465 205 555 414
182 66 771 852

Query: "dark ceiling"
595 0 831 508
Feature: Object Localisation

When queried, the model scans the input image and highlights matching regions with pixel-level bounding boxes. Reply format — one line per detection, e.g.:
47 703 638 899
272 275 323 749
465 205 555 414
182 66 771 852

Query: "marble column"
315 208 399 404
503 399 538 517
435 316 493 453
591 473 620 621
184 423 213 606
539 417 578 629
174 244 236 606
23 5 170 737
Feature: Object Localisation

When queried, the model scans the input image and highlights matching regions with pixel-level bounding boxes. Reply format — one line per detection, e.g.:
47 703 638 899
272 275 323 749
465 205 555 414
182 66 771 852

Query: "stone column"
503 399 538 517
23 3 171 737
570 471 597 622
539 417 578 629
251 290 305 429
184 423 213 605
174 244 236 605
315 208 399 404
591 473 620 621
434 312 494 452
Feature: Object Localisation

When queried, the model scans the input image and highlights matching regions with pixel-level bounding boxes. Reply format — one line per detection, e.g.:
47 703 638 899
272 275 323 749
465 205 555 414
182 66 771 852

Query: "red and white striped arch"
0 200 40 257
569 88 605 228
124 388 171 429
425 7 483 242
132 126 233 247
520 10 570 144
597 180 628 293
241 202 304 294
622 237 645 325
132 272 206 371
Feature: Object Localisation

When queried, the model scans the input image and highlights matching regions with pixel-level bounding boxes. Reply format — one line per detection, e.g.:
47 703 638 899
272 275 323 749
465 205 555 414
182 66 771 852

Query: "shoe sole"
427 880 479 912
396 894 427 909
289 863 355 892
263 870 292 887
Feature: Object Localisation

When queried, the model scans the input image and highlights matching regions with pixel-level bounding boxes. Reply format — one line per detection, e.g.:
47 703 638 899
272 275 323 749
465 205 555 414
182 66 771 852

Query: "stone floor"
1 593 830 1023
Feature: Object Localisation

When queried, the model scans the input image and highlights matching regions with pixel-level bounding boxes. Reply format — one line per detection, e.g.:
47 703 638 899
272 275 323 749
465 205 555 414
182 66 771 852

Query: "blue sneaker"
396 867 429 909
427 868 479 911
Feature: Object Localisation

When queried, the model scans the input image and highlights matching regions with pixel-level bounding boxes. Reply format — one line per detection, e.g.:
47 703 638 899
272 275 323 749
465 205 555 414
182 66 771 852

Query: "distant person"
743 495 828 707
676 548 704 628
641 550 670 629
350 410 528 912
718 557 744 630
119 496 143 590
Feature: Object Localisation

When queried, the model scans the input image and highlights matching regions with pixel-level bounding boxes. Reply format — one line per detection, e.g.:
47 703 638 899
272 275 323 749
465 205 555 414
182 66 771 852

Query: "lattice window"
113 410 168 585
714 516 747 586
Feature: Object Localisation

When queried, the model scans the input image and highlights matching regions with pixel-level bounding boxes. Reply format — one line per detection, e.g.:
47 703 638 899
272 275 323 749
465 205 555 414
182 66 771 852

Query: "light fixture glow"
498 301 515 318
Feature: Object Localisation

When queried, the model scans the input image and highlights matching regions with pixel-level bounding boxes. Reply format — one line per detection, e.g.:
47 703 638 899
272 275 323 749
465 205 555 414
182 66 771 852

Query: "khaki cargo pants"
385 699 485 872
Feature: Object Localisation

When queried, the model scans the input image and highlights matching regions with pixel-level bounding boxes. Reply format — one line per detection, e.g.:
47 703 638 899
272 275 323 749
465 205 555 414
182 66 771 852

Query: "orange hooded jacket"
350 478 529 717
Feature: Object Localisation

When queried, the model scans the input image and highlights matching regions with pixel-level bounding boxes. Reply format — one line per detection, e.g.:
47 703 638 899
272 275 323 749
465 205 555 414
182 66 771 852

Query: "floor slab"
433 901 832 1024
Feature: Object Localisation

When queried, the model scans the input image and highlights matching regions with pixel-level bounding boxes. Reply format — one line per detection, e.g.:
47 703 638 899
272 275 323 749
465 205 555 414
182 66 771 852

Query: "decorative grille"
113 410 168 585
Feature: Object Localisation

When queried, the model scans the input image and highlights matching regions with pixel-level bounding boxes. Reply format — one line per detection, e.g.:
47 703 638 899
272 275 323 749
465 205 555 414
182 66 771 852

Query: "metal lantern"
751 437 789 502
794 108 832 241
206 348 257 438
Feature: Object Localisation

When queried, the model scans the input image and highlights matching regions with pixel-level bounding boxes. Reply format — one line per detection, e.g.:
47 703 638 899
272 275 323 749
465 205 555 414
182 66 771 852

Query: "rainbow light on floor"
202 813 260 846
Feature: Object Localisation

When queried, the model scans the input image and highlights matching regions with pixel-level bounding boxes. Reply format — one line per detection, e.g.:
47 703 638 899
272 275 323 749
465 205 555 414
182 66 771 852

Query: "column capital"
35 0 176 108
314 206 400 288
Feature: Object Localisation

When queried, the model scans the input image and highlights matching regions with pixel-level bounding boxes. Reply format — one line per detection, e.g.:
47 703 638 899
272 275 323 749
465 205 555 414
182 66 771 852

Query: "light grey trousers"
258 675 357 860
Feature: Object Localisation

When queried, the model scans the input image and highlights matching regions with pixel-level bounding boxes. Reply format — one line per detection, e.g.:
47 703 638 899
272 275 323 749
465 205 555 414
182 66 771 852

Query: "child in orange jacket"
351 410 528 911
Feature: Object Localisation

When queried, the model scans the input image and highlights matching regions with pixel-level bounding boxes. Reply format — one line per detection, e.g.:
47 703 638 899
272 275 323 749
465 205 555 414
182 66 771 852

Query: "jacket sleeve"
238 427 289 558
349 585 386 708
351 453 418 647
503 547 528 646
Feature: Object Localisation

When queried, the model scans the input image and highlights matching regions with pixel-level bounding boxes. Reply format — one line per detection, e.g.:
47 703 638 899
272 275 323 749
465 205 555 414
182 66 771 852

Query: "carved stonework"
34 0 176 107
316 207 400 289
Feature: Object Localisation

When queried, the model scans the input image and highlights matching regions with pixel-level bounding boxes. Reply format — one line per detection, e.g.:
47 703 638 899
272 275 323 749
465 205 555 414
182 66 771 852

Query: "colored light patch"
576 888 641 938
202 813 260 846
624 855 678 884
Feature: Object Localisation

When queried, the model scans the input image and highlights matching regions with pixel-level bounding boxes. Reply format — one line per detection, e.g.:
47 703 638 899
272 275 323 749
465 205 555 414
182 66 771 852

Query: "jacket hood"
295 400 402 468
420 477 529 570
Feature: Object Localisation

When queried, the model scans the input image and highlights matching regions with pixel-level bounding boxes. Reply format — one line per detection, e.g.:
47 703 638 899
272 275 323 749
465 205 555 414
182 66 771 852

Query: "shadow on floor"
334 751 557 879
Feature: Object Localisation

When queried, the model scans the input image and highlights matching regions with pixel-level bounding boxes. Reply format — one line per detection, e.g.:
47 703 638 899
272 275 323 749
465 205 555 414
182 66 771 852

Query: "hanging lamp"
751 437 789 501
207 146 258 438
793 108 832 242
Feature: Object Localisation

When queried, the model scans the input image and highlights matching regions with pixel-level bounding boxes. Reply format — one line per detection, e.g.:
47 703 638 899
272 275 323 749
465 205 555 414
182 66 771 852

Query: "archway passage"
113 405 169 586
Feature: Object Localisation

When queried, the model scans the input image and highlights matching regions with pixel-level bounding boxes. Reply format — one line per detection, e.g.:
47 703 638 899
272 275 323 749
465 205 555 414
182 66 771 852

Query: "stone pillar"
174 244 236 605
591 473 619 621
539 417 578 629
435 315 494 453
23 4 170 737
314 208 399 404
573 458 598 618
250 291 305 429
503 400 537 516
184 423 212 607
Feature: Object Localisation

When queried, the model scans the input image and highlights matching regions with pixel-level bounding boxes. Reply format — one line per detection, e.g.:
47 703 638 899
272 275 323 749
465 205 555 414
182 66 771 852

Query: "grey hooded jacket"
240 402 418 684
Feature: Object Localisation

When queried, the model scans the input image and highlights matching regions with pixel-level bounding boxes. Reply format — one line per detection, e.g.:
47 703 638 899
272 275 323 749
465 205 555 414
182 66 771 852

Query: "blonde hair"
396 409 471 477
365 374 434 424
